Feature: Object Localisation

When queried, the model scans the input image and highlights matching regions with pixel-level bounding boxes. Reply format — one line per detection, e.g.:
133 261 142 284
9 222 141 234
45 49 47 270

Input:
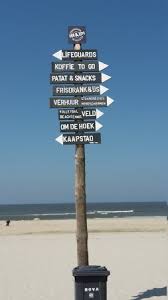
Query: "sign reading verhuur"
50 96 114 108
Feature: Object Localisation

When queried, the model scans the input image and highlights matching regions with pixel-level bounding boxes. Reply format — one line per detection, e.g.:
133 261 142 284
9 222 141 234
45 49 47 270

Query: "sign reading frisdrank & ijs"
56 133 101 145
68 26 86 44
50 96 114 108
58 108 104 120
53 49 97 61
53 85 108 96
51 61 108 72
50 73 111 84
60 120 102 132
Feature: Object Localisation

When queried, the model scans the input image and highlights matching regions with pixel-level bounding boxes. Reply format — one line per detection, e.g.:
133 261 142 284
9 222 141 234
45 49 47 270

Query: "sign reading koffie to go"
68 26 86 44
51 61 108 73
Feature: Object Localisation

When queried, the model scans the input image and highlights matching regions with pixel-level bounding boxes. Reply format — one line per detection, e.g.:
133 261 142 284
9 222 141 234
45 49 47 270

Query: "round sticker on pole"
68 26 86 44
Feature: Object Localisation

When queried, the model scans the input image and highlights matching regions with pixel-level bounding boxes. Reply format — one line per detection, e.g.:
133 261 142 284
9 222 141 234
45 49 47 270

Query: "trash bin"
73 265 110 300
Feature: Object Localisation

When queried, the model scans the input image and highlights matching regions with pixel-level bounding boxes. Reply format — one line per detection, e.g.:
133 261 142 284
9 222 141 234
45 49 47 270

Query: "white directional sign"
55 133 101 145
60 120 103 132
53 49 98 61
53 85 108 96
50 72 111 84
50 96 114 108
51 61 108 72
58 108 104 120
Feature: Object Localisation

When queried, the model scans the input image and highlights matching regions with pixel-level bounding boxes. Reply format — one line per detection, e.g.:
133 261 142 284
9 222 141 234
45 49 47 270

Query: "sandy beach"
0 216 167 236
0 217 167 300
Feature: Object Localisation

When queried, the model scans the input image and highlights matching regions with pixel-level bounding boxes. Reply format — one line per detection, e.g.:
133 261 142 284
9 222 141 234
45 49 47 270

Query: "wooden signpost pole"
50 29 111 264
74 43 89 266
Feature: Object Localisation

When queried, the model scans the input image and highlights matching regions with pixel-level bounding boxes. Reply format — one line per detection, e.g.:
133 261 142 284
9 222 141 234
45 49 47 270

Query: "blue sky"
0 0 167 204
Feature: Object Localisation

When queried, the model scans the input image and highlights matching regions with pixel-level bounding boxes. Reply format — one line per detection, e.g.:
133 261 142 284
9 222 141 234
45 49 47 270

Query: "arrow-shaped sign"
81 96 114 106
99 61 108 71
58 108 104 120
60 120 103 132
50 72 111 84
53 49 98 61
50 96 114 108
95 120 103 131
53 84 108 96
55 133 101 145
96 109 104 118
53 50 62 60
101 73 111 82
106 96 114 106
51 61 108 72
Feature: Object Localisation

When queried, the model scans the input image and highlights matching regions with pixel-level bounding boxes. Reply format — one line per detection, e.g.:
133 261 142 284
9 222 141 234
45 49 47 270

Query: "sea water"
0 202 167 221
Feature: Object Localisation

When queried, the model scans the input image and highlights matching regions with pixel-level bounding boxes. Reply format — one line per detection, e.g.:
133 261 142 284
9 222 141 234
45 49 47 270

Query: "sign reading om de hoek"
60 121 98 132
68 26 86 44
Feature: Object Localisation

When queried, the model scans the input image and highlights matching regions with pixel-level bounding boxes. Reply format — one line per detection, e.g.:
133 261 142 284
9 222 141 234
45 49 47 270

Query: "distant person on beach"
6 219 11 226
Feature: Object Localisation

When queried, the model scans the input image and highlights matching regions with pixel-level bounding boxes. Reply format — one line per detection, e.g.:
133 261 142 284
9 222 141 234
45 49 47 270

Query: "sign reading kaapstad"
68 26 86 44
51 61 108 72
53 49 97 61
53 85 108 96
55 133 101 145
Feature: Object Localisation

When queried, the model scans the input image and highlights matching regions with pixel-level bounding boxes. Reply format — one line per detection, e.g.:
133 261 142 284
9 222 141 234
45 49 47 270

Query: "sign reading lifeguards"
53 49 97 61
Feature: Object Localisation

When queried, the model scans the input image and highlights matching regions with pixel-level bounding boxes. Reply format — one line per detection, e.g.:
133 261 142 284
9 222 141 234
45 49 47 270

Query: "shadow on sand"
132 287 167 299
